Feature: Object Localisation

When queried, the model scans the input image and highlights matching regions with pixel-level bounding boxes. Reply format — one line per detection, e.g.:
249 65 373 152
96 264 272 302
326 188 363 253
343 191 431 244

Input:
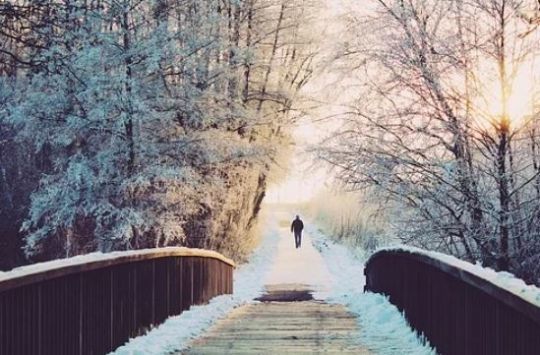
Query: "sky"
265 0 358 204
266 0 540 205
264 120 331 204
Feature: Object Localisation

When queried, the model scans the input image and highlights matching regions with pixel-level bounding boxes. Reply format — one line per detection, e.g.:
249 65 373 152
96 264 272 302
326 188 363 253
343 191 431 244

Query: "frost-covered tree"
0 0 316 264
319 0 540 283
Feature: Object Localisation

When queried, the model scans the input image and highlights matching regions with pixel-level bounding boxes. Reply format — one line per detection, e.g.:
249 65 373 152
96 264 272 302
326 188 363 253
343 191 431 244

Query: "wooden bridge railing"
0 247 234 355
365 248 540 355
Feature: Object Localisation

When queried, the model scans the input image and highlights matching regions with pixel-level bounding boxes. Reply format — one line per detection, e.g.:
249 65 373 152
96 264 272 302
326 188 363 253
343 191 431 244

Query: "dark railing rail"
365 249 540 355
0 247 234 355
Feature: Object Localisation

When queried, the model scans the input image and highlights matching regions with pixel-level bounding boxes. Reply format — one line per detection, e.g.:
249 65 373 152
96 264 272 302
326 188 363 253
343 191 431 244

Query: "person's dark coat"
291 219 304 233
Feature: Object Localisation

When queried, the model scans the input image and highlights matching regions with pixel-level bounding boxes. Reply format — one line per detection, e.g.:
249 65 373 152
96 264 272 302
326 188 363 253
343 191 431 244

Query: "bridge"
1 219 540 355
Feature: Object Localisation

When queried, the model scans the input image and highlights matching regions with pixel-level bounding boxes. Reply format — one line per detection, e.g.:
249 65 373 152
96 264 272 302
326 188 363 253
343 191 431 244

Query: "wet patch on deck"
255 289 314 302
255 284 314 302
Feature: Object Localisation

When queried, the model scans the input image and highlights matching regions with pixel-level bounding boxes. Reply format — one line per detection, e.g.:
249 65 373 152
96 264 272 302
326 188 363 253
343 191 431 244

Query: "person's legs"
298 232 302 247
294 232 300 248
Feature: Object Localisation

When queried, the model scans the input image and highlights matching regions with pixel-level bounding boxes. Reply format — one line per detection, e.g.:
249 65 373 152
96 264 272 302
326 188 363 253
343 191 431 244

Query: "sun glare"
477 63 536 127
265 163 328 204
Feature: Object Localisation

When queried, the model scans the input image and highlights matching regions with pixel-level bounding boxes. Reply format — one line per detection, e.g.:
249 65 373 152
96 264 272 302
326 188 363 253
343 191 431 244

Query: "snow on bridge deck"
183 222 369 354
112 207 433 354
184 286 370 354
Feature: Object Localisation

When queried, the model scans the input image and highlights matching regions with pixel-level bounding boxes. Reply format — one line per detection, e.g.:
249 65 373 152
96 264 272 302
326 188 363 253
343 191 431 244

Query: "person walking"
291 215 304 249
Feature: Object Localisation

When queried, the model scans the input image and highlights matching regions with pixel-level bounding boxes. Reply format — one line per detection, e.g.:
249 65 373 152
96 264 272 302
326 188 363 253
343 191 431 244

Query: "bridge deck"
183 284 371 354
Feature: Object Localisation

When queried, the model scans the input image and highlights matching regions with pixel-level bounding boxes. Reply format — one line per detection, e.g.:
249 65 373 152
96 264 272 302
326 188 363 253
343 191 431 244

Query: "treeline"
304 188 387 256
0 0 316 268
320 0 540 285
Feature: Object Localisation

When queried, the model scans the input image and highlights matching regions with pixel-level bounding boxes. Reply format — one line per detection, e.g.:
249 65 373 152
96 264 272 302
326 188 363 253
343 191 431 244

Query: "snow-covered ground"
308 226 435 354
112 207 434 354
263 212 333 289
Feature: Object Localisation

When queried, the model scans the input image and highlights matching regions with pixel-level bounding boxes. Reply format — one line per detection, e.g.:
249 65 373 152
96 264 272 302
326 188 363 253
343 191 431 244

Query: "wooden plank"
0 247 234 293
0 253 234 354
365 250 540 355
366 250 540 324
183 286 371 354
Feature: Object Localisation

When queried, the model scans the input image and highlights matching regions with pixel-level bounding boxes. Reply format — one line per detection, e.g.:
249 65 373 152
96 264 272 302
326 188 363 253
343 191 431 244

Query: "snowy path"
112 206 434 354
184 212 370 354
263 215 333 290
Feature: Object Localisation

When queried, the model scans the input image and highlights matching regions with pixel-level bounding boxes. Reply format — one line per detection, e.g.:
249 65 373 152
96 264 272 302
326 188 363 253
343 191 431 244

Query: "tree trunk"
257 2 285 113
122 5 135 176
